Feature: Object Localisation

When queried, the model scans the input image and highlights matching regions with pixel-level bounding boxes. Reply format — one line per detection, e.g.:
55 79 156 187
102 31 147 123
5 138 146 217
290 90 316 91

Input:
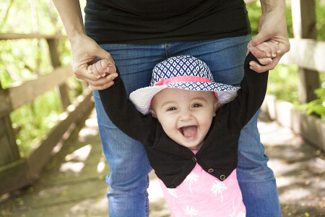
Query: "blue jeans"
93 35 281 217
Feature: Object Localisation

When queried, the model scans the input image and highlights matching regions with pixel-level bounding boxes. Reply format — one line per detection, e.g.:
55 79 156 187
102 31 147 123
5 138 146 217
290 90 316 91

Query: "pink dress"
159 152 246 217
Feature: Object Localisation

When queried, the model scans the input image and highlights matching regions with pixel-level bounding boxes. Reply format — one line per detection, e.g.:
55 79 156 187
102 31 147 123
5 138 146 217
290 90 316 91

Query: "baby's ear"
149 108 157 118
214 100 221 112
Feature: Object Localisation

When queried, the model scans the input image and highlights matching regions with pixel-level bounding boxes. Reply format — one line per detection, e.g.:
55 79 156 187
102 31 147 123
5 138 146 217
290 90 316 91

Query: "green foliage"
298 88 325 121
295 0 325 120
246 2 261 36
246 0 325 120
268 65 299 104
316 0 325 41
1 0 325 156
11 90 62 157
1 0 60 34
0 39 53 88
0 0 83 156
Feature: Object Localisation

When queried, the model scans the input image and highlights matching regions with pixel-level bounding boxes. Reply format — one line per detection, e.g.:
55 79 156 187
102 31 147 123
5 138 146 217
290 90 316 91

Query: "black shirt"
98 53 268 188
85 0 251 44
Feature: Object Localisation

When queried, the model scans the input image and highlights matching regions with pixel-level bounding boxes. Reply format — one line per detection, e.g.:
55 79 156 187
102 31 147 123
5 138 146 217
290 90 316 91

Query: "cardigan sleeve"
225 52 269 128
98 68 156 146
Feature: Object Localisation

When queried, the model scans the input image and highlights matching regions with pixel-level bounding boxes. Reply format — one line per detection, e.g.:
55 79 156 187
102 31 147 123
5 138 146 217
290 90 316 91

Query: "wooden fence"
0 33 94 195
0 0 324 195
262 0 325 151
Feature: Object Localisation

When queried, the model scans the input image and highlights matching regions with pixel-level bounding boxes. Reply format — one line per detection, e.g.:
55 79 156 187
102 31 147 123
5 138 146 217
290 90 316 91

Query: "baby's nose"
180 111 192 121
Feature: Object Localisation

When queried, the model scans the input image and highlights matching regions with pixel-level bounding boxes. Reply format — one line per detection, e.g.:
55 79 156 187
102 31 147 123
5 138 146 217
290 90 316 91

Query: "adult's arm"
52 0 116 90
247 0 290 72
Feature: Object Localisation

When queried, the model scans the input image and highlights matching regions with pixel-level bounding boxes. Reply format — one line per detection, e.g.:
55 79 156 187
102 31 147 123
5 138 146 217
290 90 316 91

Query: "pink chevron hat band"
154 76 212 86
130 55 240 115
154 76 218 98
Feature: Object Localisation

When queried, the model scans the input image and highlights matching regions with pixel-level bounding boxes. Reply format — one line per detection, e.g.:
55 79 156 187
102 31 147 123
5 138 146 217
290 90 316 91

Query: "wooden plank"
0 159 31 195
261 95 325 152
280 39 325 72
298 68 320 104
296 111 325 151
244 0 257 4
291 0 317 39
0 84 20 167
0 33 62 40
26 89 94 179
47 39 71 110
58 84 71 110
0 89 94 195
7 65 74 111
0 89 11 117
47 39 61 67
0 116 20 166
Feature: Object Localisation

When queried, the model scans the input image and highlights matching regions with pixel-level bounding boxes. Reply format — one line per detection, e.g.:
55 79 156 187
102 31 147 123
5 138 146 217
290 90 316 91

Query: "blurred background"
0 0 324 158
0 0 324 216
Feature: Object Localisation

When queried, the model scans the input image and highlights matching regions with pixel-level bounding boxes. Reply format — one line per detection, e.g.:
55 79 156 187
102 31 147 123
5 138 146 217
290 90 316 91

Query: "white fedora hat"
130 55 240 115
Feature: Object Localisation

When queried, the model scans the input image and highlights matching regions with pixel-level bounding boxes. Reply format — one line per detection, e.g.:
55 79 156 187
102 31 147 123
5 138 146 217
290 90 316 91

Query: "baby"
91 41 277 216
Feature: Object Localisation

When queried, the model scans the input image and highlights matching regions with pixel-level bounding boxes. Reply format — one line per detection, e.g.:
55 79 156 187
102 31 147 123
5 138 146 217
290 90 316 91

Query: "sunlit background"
0 0 325 216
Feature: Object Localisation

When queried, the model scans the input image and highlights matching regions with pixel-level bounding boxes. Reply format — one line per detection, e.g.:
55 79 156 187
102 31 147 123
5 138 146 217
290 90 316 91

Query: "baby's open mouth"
179 125 198 138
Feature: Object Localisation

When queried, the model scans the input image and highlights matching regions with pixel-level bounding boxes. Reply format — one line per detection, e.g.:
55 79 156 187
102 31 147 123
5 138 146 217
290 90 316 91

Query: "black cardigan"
99 53 268 188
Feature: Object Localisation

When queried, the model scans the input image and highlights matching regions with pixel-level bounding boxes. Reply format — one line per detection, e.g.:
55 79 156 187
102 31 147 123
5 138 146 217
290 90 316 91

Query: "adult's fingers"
96 47 115 65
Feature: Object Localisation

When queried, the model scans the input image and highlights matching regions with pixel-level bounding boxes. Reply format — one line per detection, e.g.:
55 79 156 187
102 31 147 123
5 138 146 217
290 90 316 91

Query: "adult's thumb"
249 32 268 48
96 47 115 64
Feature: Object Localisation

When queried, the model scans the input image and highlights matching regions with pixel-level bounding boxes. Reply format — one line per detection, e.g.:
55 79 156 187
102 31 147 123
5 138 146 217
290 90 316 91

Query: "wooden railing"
0 33 94 195
0 0 324 195
265 38 325 151
262 0 325 150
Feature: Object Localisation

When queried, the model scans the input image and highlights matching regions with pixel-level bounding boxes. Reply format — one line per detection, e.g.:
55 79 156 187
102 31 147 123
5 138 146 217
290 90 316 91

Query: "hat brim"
130 82 240 115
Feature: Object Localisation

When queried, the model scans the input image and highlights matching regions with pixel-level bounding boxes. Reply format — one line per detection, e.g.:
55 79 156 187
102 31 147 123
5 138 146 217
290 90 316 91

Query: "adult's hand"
247 0 290 72
52 0 117 90
71 35 117 90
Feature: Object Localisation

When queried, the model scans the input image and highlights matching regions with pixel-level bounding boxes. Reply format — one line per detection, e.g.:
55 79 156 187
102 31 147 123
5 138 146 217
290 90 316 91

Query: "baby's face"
150 88 219 150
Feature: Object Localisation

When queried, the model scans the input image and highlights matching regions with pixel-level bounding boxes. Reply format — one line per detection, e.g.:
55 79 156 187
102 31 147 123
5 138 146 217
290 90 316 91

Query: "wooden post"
0 83 20 167
47 38 71 110
0 83 31 195
292 0 319 104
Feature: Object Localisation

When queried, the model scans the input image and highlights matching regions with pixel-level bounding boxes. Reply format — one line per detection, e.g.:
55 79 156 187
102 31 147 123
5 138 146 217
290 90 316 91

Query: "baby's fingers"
87 62 102 78
103 59 117 75
257 43 273 58
256 57 272 66
89 60 106 78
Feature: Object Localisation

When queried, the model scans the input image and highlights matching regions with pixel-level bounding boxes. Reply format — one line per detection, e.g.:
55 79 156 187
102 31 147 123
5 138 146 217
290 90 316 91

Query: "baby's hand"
88 59 117 78
254 40 279 66
87 59 118 89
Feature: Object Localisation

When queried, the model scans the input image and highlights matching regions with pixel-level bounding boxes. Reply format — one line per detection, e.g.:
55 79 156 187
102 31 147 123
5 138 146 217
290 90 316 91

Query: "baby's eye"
167 107 177 111
192 103 202 108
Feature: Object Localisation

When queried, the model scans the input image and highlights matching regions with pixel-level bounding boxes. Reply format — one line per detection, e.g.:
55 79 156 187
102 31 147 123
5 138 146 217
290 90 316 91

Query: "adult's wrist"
260 0 286 14
69 31 87 46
